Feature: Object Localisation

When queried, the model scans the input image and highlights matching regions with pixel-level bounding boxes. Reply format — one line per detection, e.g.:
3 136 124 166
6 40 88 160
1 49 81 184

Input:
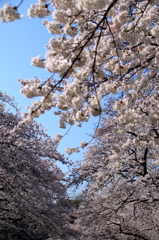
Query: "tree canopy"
0 91 77 240
71 100 159 239
2 0 159 152
1 0 159 239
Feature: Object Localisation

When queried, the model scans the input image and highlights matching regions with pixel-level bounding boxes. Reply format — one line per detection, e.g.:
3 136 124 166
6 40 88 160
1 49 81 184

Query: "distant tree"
0 91 78 240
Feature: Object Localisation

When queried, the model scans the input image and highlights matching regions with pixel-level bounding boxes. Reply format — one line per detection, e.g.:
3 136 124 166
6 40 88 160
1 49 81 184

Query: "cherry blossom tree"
70 98 159 239
0 91 78 240
1 0 159 237
1 0 159 153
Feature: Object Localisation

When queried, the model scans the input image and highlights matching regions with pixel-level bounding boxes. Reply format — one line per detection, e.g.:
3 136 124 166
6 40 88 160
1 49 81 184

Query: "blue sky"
0 0 98 177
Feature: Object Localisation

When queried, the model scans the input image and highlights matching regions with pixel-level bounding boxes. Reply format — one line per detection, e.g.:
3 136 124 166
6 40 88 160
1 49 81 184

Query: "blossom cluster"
0 3 22 22
27 2 51 18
